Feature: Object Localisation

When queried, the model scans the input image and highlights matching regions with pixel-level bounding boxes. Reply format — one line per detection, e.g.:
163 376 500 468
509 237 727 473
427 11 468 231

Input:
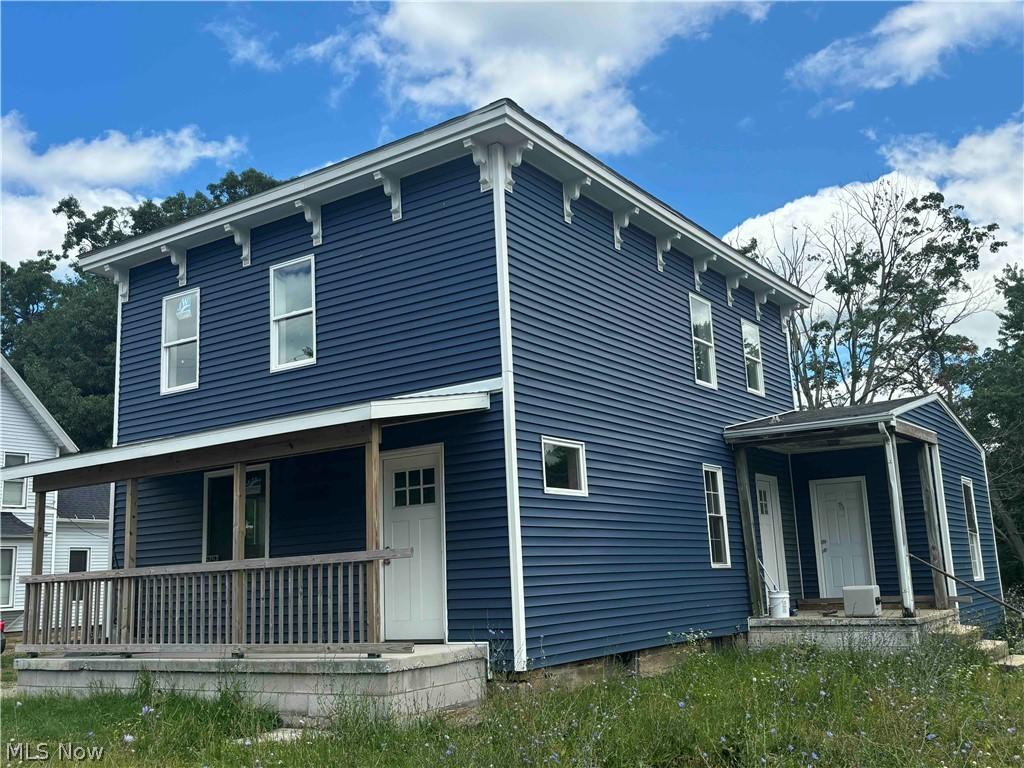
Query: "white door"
811 477 874 599
755 475 788 595
382 448 445 641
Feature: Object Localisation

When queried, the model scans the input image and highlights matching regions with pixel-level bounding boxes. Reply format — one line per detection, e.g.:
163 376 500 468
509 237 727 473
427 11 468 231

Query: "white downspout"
880 423 915 616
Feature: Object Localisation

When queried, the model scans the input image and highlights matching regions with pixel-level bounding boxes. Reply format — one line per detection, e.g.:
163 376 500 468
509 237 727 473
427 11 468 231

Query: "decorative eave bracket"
613 206 640 251
563 177 592 224
224 223 252 267
754 289 775 321
295 199 322 246
104 265 130 302
726 272 747 307
780 304 795 329
693 254 717 291
464 138 534 193
656 233 681 272
162 244 187 287
373 170 402 222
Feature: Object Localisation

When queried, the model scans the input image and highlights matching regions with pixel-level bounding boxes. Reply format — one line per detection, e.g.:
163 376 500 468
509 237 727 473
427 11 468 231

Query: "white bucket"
769 590 790 618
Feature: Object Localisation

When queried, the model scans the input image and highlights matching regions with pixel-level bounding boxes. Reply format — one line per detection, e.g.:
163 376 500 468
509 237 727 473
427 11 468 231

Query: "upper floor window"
270 255 317 371
542 437 588 496
1 452 28 507
703 465 731 567
161 288 200 394
961 477 984 580
741 320 764 396
689 294 717 388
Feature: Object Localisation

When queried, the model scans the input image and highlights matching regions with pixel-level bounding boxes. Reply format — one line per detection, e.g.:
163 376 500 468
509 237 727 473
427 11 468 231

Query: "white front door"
382 447 445 641
811 477 875 599
755 475 788 595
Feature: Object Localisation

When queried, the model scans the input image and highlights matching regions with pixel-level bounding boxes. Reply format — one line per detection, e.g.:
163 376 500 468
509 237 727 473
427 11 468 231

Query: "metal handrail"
908 552 1022 617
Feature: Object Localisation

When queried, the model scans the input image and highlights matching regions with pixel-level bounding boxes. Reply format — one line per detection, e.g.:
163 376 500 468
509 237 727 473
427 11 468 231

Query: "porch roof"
0 386 493 493
723 396 938 452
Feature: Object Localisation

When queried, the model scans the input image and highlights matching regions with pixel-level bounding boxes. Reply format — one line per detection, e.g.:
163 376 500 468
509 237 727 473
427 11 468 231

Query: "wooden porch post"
25 491 47 643
916 445 949 609
231 463 246 644
119 478 139 642
882 430 915 617
734 447 766 618
365 422 382 643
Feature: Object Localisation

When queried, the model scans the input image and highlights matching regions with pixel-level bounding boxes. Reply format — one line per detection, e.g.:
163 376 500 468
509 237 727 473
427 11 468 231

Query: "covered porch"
726 398 961 634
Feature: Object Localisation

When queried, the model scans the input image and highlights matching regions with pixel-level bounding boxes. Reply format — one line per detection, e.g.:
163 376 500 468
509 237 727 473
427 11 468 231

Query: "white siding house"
0 357 110 632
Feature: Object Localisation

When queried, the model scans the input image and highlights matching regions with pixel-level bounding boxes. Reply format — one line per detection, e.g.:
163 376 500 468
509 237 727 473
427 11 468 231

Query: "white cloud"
725 117 1024 349
1 112 245 264
293 2 770 154
206 21 281 72
789 1 1020 92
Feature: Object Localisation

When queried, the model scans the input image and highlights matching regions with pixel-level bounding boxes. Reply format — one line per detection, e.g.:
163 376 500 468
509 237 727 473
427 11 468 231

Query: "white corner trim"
656 233 680 272
161 244 187 287
490 141 528 672
224 223 252 266
294 199 323 246
373 170 402 221
112 296 123 447
0 357 78 454
562 176 591 224
613 206 639 251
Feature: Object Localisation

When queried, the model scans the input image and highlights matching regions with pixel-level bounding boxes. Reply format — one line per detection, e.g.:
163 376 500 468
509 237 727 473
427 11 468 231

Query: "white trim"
1 389 490 483
112 296 123 447
754 473 788 592
159 287 200 395
787 453 806 599
741 319 765 397
896 393 988 455
269 254 318 373
489 142 528 672
808 476 876 598
76 101 812 310
702 464 732 568
0 357 77 453
980 450 1004 601
380 443 449 643
1 452 29 508
201 464 271 563
403 377 503 398
107 482 116 569
929 445 959 613
689 293 718 390
960 476 985 581
540 437 589 497
0 546 16 608
67 547 91 573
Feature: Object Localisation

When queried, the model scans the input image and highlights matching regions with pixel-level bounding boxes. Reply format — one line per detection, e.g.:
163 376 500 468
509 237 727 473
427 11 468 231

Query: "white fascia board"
0 357 78 454
77 101 811 309
723 412 898 441
0 390 491 482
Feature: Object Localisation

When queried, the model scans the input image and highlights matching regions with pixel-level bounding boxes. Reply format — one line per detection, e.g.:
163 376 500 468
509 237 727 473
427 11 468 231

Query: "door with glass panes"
204 466 269 561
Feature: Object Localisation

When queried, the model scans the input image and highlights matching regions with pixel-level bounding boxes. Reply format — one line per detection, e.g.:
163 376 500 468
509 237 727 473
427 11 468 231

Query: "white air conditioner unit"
843 585 881 617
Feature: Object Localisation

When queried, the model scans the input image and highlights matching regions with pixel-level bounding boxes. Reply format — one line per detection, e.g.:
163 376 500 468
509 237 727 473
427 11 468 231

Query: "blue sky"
2 2 1022 343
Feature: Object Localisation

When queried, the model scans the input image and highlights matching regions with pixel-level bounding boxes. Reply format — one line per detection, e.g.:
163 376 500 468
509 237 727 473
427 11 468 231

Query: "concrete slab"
748 609 957 652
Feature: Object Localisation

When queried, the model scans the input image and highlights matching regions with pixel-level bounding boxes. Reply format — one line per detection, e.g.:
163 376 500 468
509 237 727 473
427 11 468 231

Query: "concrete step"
977 639 1010 661
937 622 982 641
998 654 1024 672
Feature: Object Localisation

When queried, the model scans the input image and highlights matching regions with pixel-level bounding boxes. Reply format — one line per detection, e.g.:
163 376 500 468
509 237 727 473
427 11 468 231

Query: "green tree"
960 265 1024 587
2 169 279 450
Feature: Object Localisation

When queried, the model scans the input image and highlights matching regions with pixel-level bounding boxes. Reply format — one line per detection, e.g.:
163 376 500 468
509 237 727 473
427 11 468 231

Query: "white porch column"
882 428 915 616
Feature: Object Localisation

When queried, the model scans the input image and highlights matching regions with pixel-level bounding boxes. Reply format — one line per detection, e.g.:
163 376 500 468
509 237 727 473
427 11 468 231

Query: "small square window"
392 467 438 508
542 437 588 496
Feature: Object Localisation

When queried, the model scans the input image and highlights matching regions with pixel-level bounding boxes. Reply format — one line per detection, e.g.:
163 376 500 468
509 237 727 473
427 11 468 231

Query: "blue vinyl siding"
505 161 794 668
901 400 1004 628
747 448 802 598
116 156 500 443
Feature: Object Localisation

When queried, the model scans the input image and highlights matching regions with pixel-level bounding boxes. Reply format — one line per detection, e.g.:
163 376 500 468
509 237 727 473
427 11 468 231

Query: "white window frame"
689 293 718 389
67 547 91 573
201 464 271 562
0 546 15 608
703 464 732 568
741 319 765 396
541 437 589 497
961 477 985 581
1 452 29 508
269 254 317 372
160 287 200 395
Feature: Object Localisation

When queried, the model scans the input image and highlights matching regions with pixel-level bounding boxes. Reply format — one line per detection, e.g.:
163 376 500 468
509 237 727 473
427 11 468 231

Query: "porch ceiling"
0 389 492 492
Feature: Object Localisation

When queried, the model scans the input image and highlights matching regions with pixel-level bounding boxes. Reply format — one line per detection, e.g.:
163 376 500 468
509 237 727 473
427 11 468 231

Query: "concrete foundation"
748 608 957 651
15 643 488 722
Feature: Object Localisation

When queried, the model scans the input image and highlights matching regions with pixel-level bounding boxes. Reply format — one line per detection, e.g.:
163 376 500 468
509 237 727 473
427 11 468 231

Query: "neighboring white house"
0 356 110 631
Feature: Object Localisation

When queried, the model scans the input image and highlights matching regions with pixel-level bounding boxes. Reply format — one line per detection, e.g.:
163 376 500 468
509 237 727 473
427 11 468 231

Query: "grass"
0 650 18 684
1 638 1021 767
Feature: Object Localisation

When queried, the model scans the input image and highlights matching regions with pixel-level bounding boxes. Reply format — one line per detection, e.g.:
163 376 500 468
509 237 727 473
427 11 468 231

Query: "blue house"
2 100 1004 674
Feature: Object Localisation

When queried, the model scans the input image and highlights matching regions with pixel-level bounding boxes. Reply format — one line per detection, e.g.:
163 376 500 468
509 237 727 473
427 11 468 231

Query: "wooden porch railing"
19 548 412 655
